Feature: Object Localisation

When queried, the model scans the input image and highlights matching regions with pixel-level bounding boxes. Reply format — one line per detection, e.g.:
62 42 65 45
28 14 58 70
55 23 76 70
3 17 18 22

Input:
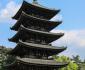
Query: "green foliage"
72 55 81 63
0 46 12 70
66 62 78 70
84 59 85 63
53 55 78 70
54 55 70 62
78 63 85 70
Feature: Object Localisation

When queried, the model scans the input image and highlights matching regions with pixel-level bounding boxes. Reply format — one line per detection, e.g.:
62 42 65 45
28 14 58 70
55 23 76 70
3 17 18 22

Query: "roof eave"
12 1 60 20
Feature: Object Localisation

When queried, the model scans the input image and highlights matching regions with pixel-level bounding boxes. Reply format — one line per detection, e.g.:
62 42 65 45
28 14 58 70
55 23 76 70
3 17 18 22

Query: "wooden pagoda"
6 0 68 70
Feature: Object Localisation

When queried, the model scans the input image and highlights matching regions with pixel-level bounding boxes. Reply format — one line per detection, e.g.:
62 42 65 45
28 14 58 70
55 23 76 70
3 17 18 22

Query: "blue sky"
0 0 85 60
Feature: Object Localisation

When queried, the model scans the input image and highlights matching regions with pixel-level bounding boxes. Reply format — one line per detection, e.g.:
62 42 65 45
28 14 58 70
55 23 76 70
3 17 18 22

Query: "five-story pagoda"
6 0 68 70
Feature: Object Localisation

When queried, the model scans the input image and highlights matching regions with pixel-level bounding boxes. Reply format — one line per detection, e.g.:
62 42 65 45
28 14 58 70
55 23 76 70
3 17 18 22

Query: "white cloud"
51 29 85 59
0 1 21 22
50 14 63 21
51 29 85 48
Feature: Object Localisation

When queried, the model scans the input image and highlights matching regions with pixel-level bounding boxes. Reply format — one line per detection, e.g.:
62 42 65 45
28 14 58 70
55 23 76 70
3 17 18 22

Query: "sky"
0 0 85 60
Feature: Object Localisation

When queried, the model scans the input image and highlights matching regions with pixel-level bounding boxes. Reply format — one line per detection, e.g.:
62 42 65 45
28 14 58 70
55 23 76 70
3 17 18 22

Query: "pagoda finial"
33 0 38 4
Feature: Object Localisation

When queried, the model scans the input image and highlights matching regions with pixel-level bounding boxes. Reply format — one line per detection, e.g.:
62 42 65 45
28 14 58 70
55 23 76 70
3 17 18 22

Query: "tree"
0 46 12 70
53 55 78 70
72 55 81 63
84 59 85 63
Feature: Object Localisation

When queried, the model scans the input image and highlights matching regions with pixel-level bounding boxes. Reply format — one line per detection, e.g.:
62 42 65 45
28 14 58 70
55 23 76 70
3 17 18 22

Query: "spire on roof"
33 0 38 4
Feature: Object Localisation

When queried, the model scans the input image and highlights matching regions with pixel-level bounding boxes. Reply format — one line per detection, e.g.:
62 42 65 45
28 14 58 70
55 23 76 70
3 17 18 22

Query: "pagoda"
6 0 68 70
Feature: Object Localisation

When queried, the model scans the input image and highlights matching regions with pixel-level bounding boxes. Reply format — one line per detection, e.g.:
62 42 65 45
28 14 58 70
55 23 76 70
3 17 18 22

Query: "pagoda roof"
17 57 68 67
11 11 62 31
9 40 66 56
12 1 60 20
9 25 64 43
5 57 68 68
19 40 66 50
